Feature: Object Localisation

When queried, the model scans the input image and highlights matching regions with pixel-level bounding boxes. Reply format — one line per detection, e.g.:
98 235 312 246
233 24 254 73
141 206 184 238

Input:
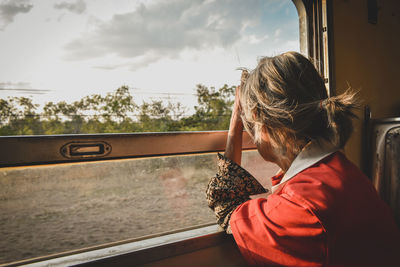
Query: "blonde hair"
240 51 358 153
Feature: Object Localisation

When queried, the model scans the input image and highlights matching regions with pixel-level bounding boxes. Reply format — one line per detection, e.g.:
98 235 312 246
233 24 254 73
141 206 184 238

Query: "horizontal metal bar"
0 131 256 167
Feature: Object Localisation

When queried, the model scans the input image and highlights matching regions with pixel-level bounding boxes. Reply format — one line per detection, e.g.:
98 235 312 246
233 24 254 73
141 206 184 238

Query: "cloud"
0 88 50 94
0 0 33 30
274 28 281 37
64 0 269 68
0 81 51 94
93 54 160 71
247 34 269 44
54 0 86 14
0 81 31 88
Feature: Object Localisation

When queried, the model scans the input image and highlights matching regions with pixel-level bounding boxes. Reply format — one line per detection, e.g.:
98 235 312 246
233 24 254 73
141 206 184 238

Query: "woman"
206 52 400 266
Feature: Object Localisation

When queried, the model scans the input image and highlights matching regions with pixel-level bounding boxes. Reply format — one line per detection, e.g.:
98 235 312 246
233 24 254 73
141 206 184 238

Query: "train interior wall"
332 0 400 168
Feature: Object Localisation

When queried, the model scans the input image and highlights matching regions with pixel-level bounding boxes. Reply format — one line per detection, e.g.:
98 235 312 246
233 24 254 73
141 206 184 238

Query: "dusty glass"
0 150 278 264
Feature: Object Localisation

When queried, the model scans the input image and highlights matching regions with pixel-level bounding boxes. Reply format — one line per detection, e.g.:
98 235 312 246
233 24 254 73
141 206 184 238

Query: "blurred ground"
0 151 278 264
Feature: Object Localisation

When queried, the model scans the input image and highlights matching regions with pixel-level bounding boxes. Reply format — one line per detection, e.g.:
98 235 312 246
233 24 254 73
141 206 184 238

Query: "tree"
0 97 42 135
181 84 235 130
0 84 235 135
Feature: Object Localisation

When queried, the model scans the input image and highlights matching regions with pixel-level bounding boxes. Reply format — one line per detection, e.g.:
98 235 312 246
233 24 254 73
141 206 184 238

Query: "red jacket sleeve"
230 195 326 266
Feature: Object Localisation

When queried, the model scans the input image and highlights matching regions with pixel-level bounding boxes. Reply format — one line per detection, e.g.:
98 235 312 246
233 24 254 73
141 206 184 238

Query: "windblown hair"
239 51 358 153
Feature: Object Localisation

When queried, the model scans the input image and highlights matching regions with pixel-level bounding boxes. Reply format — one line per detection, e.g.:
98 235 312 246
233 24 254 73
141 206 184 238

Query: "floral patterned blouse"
206 153 267 233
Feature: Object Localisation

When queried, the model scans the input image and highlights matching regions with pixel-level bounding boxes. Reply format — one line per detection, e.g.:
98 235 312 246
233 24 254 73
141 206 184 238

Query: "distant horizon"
0 0 299 114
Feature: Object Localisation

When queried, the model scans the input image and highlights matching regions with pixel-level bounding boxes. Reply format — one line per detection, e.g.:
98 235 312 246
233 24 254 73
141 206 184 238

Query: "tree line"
0 84 235 135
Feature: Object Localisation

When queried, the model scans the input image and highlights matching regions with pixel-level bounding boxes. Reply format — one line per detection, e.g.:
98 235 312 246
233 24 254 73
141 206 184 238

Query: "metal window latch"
60 141 112 159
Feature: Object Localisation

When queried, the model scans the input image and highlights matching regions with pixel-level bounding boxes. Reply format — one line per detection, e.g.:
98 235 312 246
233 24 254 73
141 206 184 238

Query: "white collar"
271 139 339 194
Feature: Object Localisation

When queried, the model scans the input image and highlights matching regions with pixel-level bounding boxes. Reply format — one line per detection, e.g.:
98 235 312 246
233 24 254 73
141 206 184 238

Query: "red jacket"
230 152 400 266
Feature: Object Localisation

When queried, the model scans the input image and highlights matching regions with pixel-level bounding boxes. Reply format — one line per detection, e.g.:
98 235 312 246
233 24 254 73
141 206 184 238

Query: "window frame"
0 131 257 167
0 1 332 265
297 0 334 95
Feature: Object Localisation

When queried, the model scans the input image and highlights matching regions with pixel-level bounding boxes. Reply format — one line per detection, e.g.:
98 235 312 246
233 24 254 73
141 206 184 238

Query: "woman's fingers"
224 70 247 164
234 70 248 114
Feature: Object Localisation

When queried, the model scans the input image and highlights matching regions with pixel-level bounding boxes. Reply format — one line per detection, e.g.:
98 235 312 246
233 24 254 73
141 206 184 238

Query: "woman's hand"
224 70 248 165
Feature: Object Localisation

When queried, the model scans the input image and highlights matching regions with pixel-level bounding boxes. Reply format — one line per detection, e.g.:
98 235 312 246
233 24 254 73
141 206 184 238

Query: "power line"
3 114 231 118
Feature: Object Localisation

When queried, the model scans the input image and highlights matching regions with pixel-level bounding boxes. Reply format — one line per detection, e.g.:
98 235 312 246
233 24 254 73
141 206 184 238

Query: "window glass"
0 150 279 264
0 0 299 135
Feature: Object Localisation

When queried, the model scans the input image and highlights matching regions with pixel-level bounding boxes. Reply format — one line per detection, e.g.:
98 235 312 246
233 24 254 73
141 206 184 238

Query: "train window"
0 0 300 135
0 150 278 264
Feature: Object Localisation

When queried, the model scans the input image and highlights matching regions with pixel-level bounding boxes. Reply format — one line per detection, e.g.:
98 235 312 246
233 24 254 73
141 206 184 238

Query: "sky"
0 0 299 113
